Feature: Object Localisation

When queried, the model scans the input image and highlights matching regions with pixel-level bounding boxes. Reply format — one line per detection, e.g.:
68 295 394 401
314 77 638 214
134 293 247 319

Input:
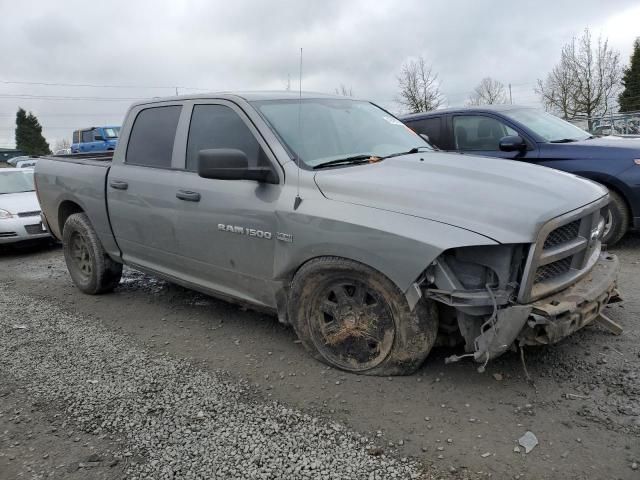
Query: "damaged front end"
418 196 620 366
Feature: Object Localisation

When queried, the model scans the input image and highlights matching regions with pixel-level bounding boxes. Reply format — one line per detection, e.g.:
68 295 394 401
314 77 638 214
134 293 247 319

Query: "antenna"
294 47 303 211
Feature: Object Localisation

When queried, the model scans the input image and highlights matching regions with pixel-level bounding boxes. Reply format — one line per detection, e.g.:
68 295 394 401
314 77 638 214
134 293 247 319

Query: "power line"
0 94 144 102
0 126 88 130
0 113 125 117
0 79 209 91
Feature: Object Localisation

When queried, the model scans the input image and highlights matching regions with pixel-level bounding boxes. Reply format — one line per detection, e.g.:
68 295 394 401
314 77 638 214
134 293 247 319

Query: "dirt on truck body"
34 91 620 374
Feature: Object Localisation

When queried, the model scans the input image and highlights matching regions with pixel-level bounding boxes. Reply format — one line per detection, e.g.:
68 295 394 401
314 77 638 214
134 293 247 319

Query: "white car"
16 159 38 168
0 168 50 244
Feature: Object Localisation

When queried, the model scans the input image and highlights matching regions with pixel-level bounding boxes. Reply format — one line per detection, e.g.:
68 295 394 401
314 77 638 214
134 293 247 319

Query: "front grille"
18 210 41 218
0 232 17 237
24 224 45 235
518 196 609 303
535 257 572 283
543 219 580 249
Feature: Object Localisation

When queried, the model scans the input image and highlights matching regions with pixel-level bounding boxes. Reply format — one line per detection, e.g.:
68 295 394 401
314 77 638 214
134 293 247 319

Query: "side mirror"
499 135 527 152
197 148 278 184
94 135 105 141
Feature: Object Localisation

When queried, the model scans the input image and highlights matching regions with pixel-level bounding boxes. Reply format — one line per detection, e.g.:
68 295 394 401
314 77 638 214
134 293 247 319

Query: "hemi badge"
276 232 293 243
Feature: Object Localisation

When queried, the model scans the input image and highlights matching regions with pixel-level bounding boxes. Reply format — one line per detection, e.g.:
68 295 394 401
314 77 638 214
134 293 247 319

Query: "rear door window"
452 115 517 151
81 130 94 143
185 104 268 172
126 105 182 168
407 117 443 148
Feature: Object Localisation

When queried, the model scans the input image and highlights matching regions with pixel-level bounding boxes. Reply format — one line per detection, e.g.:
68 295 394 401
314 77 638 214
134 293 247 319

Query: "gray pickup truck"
35 92 620 375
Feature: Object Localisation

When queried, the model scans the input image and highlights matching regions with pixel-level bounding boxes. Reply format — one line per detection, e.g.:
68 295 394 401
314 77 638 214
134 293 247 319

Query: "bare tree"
335 84 353 96
467 77 507 106
535 44 576 119
54 138 71 152
397 57 444 113
535 28 622 129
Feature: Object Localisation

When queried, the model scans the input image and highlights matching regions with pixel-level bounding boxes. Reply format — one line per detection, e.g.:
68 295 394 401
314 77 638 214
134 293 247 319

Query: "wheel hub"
70 232 92 279
309 280 395 371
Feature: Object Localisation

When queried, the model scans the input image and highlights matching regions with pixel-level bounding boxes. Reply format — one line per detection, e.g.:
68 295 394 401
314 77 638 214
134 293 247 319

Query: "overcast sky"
1 0 639 149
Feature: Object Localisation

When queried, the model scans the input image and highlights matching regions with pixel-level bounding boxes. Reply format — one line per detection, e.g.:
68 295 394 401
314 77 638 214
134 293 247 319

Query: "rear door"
169 100 282 307
405 116 446 149
80 130 94 152
107 103 186 276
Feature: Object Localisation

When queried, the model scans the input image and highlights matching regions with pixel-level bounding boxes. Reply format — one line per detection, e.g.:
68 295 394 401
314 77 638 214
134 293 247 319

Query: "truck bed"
35 154 120 258
42 151 113 167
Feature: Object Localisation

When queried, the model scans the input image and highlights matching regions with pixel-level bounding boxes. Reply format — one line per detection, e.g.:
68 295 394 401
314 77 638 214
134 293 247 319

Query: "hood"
314 152 607 243
576 136 640 149
0 191 40 215
554 136 640 158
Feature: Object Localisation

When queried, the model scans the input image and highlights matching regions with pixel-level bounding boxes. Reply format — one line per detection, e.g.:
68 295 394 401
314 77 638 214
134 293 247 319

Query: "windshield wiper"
313 155 374 170
379 146 431 159
549 138 578 143
312 146 431 170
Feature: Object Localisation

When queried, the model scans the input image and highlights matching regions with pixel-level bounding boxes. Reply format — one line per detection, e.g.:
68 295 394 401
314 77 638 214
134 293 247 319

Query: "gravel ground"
1 234 639 479
0 292 436 479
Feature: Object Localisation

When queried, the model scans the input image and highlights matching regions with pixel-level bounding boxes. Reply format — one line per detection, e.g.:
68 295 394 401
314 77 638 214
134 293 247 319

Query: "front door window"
453 115 517 151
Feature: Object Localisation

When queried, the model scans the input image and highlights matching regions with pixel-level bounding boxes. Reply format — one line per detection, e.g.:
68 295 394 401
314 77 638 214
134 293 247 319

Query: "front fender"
273 199 498 297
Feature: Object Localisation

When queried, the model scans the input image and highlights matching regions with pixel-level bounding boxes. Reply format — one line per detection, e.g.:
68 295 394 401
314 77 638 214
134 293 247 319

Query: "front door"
171 101 282 308
450 114 533 160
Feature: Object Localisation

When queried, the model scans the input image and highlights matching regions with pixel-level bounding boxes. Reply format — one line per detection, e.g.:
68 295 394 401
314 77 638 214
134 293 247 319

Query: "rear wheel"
603 190 629 246
289 257 438 375
63 213 122 294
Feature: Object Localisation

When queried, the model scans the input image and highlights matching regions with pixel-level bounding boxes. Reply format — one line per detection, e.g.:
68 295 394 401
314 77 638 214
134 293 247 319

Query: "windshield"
252 99 431 167
0 170 35 194
504 108 591 142
103 127 120 138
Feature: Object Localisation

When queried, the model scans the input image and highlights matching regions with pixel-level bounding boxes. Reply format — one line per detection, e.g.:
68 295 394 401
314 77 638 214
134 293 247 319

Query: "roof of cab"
401 104 535 121
129 91 352 108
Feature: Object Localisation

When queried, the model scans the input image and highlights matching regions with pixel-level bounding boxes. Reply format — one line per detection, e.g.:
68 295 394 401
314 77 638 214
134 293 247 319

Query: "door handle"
109 180 128 190
176 190 201 202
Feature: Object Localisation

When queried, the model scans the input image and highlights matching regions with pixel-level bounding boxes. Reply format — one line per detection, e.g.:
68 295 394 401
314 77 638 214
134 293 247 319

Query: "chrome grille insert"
543 219 580 249
534 257 572 283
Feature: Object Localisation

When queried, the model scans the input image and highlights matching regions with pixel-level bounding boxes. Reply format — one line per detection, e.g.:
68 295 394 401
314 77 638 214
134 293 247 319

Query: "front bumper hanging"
471 252 620 363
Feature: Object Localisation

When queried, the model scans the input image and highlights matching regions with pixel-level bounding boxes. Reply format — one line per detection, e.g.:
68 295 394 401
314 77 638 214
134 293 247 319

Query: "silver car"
0 168 50 244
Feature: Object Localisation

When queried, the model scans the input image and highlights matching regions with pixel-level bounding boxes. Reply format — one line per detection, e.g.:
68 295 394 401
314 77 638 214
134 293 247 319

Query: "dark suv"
401 105 640 244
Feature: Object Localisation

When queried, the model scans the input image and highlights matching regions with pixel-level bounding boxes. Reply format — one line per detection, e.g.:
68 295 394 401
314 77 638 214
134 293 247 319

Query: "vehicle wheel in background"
62 213 122 294
289 257 438 375
603 190 629 246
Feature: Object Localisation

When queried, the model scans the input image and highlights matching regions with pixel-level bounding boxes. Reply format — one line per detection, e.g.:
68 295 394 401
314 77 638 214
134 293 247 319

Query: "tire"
289 257 438 376
62 213 122 294
603 190 629 246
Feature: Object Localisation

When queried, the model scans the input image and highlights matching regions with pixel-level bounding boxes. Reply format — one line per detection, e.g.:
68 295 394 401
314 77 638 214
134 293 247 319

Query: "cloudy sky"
1 0 638 149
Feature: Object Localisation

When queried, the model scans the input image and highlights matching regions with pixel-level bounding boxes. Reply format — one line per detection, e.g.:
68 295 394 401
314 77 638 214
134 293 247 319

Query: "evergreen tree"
619 38 640 112
15 108 50 155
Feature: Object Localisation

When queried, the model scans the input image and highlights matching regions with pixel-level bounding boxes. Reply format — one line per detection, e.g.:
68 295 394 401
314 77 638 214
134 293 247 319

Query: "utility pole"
509 83 513 104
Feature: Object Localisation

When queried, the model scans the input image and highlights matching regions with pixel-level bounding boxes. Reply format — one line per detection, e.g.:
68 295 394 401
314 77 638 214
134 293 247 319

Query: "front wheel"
603 190 629 246
289 257 438 375
63 213 122 294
